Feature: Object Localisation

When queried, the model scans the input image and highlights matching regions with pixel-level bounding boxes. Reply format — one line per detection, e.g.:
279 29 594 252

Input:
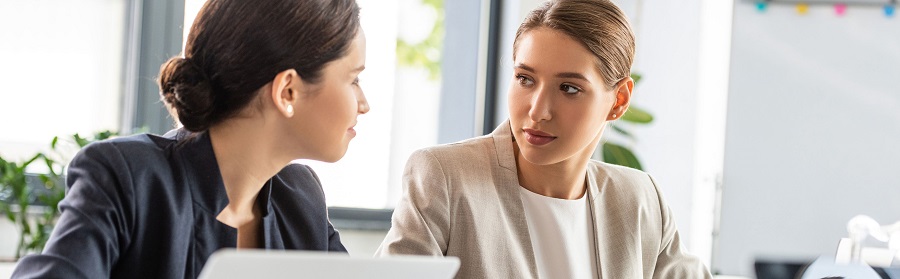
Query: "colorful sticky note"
886 5 896 17
756 2 768 12
834 3 847 16
797 3 810 15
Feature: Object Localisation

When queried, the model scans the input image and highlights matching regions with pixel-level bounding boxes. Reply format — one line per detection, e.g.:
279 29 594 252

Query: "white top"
519 186 598 279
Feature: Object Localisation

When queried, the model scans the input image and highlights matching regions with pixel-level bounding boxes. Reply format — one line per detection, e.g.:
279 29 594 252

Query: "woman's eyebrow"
516 63 590 82
556 72 588 81
352 65 366 73
514 63 536 73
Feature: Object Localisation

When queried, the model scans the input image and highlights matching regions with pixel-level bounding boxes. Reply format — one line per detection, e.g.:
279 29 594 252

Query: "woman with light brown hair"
377 0 711 278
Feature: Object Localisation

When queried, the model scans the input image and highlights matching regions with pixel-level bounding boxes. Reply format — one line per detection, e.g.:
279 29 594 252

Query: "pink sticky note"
835 3 847 16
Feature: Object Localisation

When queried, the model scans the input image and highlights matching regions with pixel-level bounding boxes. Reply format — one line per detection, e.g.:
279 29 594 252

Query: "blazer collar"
169 129 231 215
171 130 275 218
585 163 602 200
490 119 517 172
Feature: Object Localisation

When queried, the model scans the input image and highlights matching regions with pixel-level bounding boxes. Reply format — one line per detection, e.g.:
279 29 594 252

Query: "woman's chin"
303 146 348 163
321 151 347 163
517 146 561 166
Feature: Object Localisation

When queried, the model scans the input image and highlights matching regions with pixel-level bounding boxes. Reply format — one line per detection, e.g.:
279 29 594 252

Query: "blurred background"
1 0 898 277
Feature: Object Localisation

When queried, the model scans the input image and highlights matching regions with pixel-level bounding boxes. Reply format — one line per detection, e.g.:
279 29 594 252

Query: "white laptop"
198 249 460 279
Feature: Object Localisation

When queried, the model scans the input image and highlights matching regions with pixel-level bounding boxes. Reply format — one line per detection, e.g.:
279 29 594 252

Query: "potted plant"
0 131 116 259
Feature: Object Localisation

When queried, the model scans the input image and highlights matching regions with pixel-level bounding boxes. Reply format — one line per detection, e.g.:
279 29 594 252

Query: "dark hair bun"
158 57 217 132
156 0 360 133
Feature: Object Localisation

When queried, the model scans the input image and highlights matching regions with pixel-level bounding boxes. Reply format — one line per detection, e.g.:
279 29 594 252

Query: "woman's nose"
357 90 370 114
528 88 552 122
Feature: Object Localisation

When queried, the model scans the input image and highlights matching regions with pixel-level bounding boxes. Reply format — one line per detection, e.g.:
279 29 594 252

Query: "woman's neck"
208 117 288 229
513 143 593 200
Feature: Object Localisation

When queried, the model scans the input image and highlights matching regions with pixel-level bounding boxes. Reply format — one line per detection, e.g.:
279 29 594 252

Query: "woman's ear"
270 69 302 118
607 76 634 121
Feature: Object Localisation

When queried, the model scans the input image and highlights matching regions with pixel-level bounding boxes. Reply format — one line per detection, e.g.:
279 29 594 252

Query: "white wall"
715 2 900 276
0 220 19 260
616 0 704 254
0 0 126 162
341 230 389 257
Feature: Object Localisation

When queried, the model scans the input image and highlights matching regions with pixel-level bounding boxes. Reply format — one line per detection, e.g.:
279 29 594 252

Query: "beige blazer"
377 120 712 279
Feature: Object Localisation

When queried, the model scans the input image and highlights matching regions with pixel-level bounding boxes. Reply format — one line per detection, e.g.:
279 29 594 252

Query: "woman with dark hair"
12 0 367 278
377 0 711 278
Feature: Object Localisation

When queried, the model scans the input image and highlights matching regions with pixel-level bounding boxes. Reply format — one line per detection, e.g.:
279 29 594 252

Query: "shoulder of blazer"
73 134 176 174
65 133 182 208
404 135 499 199
414 134 495 165
587 159 661 204
82 133 173 155
273 164 323 196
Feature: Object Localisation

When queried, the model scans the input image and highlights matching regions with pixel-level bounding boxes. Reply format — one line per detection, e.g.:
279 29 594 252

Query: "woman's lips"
347 126 357 137
523 128 556 146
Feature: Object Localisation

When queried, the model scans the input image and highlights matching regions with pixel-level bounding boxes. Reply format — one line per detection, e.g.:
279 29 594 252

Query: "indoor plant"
0 131 116 259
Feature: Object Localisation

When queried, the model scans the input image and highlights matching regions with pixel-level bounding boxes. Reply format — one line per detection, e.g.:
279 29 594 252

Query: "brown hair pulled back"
159 0 360 132
514 0 635 89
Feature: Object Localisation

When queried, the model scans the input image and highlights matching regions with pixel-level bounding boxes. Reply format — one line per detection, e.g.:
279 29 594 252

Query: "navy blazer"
12 129 346 279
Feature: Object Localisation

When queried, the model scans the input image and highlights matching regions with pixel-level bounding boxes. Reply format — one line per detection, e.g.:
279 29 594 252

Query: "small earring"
286 105 294 116
612 113 617 118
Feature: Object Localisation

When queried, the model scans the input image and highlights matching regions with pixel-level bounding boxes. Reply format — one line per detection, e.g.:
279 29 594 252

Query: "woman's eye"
352 77 360 85
560 84 580 94
516 75 534 87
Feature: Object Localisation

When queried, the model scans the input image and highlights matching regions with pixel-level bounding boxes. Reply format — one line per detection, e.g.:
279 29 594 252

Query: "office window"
183 0 444 209
301 0 444 208
0 0 127 163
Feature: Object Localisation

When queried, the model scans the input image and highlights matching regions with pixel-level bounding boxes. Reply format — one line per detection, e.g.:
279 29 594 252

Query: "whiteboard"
715 2 900 276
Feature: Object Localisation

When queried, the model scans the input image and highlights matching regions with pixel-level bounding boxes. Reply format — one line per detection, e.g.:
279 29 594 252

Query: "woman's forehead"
513 28 600 79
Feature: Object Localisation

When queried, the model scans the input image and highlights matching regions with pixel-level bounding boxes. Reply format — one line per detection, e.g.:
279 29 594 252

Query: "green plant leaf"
38 174 49 184
93 130 117 141
51 136 59 149
43 157 58 177
609 124 635 141
21 153 42 170
602 142 643 170
4 210 13 222
21 219 31 234
620 106 653 124
73 134 90 148
26 238 39 250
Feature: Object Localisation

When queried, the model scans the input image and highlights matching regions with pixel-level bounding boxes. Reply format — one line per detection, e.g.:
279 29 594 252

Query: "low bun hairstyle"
158 0 361 132
514 0 635 90
159 57 215 131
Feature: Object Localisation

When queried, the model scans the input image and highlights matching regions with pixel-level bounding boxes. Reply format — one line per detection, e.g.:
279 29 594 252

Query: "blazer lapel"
490 120 539 278
586 166 605 278
587 164 643 278
492 120 517 172
172 130 238 269
258 179 284 249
